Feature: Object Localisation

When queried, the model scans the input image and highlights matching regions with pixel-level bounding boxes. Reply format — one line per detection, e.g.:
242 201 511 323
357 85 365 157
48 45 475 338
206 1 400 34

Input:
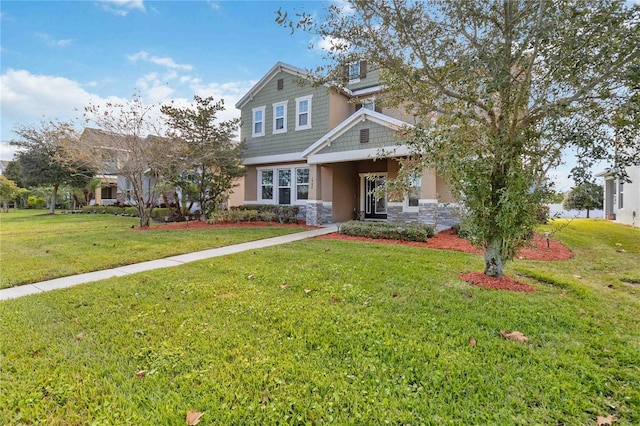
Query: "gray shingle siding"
241 71 331 159
317 120 400 154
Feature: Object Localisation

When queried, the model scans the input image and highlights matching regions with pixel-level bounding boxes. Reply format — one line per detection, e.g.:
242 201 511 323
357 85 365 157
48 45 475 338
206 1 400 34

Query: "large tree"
84 96 177 227
161 96 243 219
279 0 640 277
562 182 604 218
10 121 95 214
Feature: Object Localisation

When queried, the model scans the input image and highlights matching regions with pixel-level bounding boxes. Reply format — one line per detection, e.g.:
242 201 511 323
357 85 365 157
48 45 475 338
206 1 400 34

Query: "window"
252 106 265 137
296 168 309 200
257 165 309 205
273 101 288 134
260 170 273 201
362 98 376 111
278 169 291 205
349 62 360 83
295 95 313 131
619 180 624 209
407 173 421 208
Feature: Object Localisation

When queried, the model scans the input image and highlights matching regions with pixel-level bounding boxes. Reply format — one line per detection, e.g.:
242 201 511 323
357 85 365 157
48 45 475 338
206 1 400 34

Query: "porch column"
306 164 324 225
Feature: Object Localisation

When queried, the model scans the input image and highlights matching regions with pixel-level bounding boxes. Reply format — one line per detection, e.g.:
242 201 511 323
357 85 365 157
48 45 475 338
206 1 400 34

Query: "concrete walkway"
0 224 339 301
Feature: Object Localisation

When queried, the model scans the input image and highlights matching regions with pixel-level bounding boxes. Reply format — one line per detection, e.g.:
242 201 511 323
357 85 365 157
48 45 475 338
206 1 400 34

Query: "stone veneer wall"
305 202 332 225
388 201 459 230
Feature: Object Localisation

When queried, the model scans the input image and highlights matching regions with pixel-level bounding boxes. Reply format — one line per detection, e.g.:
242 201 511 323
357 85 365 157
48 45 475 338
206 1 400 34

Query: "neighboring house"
236 61 456 228
597 165 640 227
0 160 9 176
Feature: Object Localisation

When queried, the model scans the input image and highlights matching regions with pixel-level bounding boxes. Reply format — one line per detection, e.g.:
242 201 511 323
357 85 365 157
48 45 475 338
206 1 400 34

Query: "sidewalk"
0 224 339 301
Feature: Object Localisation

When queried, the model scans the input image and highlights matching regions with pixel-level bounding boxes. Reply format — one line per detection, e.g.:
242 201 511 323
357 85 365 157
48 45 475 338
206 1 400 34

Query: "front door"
364 175 387 219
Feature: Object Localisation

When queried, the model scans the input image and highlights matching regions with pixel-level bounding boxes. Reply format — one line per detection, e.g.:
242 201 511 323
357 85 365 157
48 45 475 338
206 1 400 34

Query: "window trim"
257 164 309 205
272 101 288 134
252 106 266 138
295 95 313 131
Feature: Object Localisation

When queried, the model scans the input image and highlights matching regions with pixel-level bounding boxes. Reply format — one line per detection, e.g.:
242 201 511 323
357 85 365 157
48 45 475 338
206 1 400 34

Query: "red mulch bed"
459 272 536 293
317 229 573 261
318 229 574 293
134 220 318 231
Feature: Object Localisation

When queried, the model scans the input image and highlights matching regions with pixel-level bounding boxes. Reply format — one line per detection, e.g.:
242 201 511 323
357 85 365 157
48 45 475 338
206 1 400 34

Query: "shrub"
535 204 550 224
231 205 300 224
451 223 472 240
340 221 434 242
26 196 46 209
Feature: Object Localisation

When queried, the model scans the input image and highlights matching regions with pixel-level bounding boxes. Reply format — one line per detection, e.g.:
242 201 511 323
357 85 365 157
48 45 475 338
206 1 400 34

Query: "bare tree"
83 95 178 227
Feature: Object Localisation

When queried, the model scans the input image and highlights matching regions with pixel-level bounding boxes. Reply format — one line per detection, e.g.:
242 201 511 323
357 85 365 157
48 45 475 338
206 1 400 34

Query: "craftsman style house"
236 62 457 228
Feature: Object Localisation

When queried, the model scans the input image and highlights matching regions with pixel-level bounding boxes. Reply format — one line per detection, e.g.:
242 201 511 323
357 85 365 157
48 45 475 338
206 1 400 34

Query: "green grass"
0 210 308 289
1 219 639 424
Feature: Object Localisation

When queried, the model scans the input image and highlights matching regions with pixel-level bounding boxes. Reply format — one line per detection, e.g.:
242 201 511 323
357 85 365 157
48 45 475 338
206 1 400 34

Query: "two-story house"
236 62 457 228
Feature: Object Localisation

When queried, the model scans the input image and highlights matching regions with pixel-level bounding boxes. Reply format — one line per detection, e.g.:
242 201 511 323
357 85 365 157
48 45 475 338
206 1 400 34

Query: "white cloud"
312 35 350 52
35 33 73 47
97 0 145 16
128 51 193 71
331 0 356 16
207 1 220 11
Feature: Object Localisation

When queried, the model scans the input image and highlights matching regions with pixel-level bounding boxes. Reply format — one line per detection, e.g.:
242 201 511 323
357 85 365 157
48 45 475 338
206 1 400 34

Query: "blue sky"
1 0 611 191
1 0 333 157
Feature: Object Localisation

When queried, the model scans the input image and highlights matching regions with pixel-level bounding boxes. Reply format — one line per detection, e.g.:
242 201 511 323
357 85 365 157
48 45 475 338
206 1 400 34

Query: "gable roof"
301 108 412 158
235 62 314 109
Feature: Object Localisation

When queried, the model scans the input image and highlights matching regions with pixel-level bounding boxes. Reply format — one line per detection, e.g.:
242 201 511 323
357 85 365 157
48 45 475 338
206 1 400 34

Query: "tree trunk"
586 208 590 218
484 237 504 278
49 185 58 214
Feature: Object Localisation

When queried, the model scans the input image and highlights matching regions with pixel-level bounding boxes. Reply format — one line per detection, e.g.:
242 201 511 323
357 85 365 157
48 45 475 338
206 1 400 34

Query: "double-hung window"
252 106 265 137
296 168 309 200
349 63 360 83
260 170 273 201
405 173 421 211
278 169 292 205
273 101 288 134
295 95 312 131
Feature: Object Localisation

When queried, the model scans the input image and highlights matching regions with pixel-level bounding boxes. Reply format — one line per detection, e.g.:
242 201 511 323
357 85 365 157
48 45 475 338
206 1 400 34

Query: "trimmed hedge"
81 206 173 219
229 205 300 224
340 221 435 242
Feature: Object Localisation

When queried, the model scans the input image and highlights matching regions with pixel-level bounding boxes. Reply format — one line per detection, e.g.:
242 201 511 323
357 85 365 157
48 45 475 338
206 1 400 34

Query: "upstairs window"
295 95 312 131
362 98 376 111
252 106 265 137
349 63 360 83
273 101 288 134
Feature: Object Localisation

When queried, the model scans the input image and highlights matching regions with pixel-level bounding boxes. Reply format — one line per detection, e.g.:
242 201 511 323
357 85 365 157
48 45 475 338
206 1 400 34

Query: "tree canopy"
10 121 95 214
161 96 243 218
562 182 604 218
279 0 640 277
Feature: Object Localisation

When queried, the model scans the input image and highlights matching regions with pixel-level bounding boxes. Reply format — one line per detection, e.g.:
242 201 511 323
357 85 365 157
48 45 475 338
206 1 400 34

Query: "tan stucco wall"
227 177 245 207
328 91 354 130
321 166 333 201
331 163 359 222
244 167 257 202
436 175 454 203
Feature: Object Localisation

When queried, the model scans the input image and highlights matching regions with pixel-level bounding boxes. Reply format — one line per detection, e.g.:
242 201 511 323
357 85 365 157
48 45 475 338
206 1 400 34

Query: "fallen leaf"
246 274 255 280
280 283 290 289
261 390 270 405
560 292 567 297
330 296 340 303
500 330 529 343
304 289 311 295
616 249 626 253
469 336 477 347
607 284 614 288
324 248 330 252
391 292 398 297
363 300 369 306
135 370 146 379
76 333 84 341
186 410 204 425
597 415 617 426
573 274 582 279
615 243 622 247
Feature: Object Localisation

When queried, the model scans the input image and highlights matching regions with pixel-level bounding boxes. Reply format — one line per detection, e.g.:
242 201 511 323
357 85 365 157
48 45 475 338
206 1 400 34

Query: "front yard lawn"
1 219 639 424
0 210 309 289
